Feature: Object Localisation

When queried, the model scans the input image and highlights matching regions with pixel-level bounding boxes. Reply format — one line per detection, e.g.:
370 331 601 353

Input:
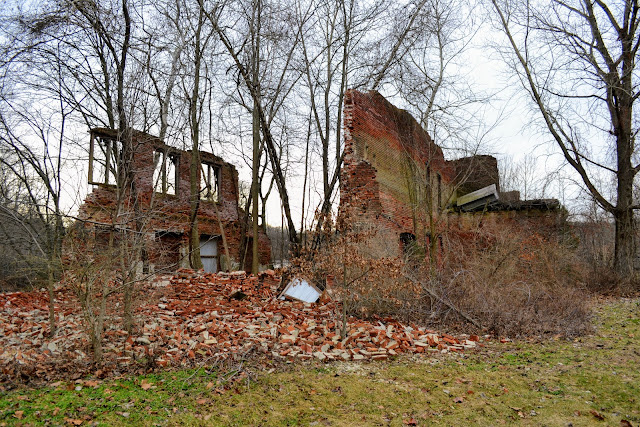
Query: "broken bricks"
0 270 481 380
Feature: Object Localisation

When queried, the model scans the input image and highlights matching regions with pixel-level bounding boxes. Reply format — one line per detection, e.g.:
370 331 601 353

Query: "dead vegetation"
295 212 593 338
423 223 592 337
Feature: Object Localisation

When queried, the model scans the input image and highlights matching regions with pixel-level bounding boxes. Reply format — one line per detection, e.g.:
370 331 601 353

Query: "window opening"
153 149 178 195
89 133 122 185
200 162 220 202
154 231 182 270
400 232 416 253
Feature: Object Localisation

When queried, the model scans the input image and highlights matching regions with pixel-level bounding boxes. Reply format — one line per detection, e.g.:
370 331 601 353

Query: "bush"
294 213 593 338
570 218 640 295
411 223 592 336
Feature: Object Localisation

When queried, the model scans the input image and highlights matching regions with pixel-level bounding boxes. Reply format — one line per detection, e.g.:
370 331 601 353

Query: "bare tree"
490 0 640 275
0 111 66 336
295 0 395 249
499 153 543 199
141 0 188 141
184 3 212 270
250 0 263 274
201 0 303 253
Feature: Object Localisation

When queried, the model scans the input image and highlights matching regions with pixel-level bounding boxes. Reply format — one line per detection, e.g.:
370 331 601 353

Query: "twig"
404 272 483 329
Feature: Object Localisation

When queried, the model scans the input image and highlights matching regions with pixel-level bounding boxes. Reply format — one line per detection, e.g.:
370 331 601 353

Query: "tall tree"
390 0 486 149
296 0 393 247
490 0 640 275
250 0 262 274
201 0 303 252
185 3 213 270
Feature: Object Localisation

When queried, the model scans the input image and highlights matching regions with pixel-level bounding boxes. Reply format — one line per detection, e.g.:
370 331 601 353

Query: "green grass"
1 298 639 426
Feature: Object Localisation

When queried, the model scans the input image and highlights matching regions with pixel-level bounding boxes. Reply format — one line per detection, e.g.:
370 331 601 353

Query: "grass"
1 297 639 426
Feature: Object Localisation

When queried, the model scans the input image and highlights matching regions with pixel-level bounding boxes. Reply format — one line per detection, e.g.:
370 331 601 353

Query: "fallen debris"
0 270 482 382
278 277 322 303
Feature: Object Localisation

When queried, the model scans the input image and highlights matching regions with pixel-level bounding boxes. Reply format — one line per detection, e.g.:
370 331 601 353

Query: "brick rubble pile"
0 270 480 378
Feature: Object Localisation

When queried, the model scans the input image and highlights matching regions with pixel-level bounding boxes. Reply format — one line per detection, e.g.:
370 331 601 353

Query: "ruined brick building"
78 128 271 273
340 90 564 258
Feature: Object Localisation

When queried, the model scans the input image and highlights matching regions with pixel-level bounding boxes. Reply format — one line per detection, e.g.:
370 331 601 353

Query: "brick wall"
341 90 453 253
340 90 565 259
450 155 500 195
78 128 271 272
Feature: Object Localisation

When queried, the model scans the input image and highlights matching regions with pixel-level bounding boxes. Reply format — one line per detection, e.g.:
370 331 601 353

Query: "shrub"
294 213 593 338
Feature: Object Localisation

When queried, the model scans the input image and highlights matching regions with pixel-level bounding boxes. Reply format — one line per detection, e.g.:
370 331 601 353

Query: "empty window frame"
88 133 122 185
200 162 220 202
425 162 432 204
153 149 178 195
153 231 182 270
400 232 416 254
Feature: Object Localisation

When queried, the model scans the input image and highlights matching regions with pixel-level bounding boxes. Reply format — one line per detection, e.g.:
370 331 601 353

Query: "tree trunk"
120 124 140 335
614 206 636 275
189 148 203 270
188 8 206 271
91 323 102 363
613 58 636 276
238 189 252 270
46 267 56 337
251 98 260 274
250 0 262 274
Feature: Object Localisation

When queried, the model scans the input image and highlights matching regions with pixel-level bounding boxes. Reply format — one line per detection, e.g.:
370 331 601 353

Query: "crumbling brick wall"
78 128 271 272
340 90 565 259
450 155 500 195
341 90 453 254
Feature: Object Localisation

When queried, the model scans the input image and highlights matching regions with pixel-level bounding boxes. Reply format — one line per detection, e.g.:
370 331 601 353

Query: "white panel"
202 257 217 273
281 278 321 303
456 184 499 207
201 239 218 256
201 239 218 273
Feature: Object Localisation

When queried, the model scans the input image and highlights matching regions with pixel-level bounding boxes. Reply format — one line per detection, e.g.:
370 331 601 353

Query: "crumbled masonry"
340 90 565 259
1 271 483 381
80 128 271 273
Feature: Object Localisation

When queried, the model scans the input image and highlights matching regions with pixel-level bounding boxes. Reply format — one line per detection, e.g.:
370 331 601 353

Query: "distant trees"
387 0 487 149
0 45 70 335
490 0 640 276
297 0 389 227
499 153 547 200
